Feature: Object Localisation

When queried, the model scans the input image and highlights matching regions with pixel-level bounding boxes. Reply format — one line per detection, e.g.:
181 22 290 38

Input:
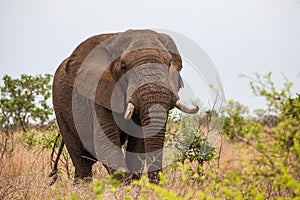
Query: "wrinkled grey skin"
52 29 188 184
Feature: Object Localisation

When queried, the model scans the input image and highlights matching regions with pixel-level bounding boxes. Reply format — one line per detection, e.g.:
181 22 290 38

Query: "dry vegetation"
0 131 260 200
1 73 299 199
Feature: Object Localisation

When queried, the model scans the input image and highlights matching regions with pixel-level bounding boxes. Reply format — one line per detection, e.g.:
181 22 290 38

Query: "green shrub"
166 111 216 174
222 99 250 140
21 130 38 150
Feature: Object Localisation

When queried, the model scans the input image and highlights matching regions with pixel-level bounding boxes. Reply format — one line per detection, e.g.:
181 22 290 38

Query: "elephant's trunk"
141 108 167 184
133 84 171 182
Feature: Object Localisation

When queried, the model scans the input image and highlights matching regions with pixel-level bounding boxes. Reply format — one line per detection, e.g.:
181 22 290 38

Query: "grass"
0 130 296 200
0 131 253 200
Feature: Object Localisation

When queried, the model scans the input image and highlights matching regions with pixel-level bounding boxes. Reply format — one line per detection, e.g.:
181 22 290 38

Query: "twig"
233 129 276 172
216 134 223 169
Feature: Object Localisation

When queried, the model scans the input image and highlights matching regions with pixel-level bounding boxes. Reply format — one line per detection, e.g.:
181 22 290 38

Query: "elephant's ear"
96 64 125 113
158 33 184 91
65 33 125 113
169 63 184 94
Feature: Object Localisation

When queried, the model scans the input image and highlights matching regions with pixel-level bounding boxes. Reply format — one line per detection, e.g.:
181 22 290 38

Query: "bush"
166 110 217 175
233 73 300 198
222 99 250 140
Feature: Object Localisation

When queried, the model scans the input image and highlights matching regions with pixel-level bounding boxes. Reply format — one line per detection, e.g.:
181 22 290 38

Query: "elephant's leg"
125 135 145 180
94 104 130 182
55 112 95 182
73 158 94 183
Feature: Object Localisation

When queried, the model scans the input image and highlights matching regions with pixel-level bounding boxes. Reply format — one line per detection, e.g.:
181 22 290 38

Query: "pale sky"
0 0 299 112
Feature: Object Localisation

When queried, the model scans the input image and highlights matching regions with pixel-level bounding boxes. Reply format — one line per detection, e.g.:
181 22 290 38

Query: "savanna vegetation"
0 72 299 199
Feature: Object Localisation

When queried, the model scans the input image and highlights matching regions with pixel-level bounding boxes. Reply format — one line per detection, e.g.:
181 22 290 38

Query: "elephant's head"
65 29 199 182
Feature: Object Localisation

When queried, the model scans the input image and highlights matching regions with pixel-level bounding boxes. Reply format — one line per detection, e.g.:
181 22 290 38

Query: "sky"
0 0 299 112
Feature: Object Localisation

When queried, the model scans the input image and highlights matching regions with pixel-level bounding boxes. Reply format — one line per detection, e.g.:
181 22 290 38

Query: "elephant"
51 29 199 184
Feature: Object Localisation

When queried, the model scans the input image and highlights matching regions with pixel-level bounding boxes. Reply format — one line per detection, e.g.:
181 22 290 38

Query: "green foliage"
244 72 293 113
134 177 183 200
205 72 300 199
278 93 300 150
166 111 216 174
181 137 215 164
93 176 122 200
238 72 300 198
11 121 60 152
38 123 61 150
67 192 81 200
20 130 38 150
222 99 250 140
0 74 53 132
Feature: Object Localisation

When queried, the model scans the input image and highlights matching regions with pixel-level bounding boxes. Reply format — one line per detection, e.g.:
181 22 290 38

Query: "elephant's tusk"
175 100 199 114
124 102 135 120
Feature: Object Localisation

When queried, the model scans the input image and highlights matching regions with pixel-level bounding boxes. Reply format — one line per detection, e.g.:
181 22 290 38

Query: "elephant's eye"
121 63 127 72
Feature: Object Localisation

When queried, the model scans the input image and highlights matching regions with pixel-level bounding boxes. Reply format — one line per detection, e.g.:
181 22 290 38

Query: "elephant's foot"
74 163 93 185
148 170 160 184
73 176 93 185
114 172 142 185
104 165 132 185
110 171 133 185
131 172 142 181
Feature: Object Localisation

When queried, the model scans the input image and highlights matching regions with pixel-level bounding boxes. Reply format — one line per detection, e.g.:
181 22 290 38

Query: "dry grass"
0 144 50 199
0 133 259 200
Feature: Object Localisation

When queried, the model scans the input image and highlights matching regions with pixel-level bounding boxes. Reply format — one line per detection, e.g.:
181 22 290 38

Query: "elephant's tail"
48 138 64 186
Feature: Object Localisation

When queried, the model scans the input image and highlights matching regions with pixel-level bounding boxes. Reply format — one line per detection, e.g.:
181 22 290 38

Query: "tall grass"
0 131 262 200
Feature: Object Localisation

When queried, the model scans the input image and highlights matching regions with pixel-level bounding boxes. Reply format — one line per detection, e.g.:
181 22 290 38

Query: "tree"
0 74 53 132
